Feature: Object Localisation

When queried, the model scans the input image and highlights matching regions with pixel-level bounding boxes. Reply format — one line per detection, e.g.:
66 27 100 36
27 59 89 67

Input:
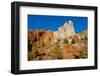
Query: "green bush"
63 38 68 44
71 39 76 44
50 45 63 59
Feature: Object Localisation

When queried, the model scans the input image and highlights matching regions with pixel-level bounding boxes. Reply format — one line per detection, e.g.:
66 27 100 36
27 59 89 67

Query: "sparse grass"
28 30 88 60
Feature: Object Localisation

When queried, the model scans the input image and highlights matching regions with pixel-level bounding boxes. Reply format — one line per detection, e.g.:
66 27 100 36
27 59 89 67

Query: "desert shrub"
50 45 63 59
28 50 38 61
28 52 33 61
80 35 88 40
71 39 76 44
28 42 32 52
63 38 68 44
54 41 60 47
79 47 87 58
80 35 85 40
57 39 61 43
85 36 88 40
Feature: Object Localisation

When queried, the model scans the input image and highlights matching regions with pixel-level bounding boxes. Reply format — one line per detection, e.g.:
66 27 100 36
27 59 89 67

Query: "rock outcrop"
28 21 88 61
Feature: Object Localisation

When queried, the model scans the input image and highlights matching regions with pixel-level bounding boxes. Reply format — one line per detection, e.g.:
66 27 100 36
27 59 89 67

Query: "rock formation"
58 21 75 38
28 21 88 61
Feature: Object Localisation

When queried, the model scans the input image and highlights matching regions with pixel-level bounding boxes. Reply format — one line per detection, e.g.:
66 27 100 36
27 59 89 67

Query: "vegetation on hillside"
28 29 88 61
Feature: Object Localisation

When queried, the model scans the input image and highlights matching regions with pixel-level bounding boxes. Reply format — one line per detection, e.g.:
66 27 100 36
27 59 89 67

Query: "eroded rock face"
68 34 80 43
28 30 46 44
43 30 54 44
28 30 55 45
60 44 80 59
28 30 37 44
28 29 88 61
28 30 46 51
28 21 87 61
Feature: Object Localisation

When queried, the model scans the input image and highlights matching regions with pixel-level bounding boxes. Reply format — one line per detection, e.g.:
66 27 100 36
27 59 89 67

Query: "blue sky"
28 15 88 33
